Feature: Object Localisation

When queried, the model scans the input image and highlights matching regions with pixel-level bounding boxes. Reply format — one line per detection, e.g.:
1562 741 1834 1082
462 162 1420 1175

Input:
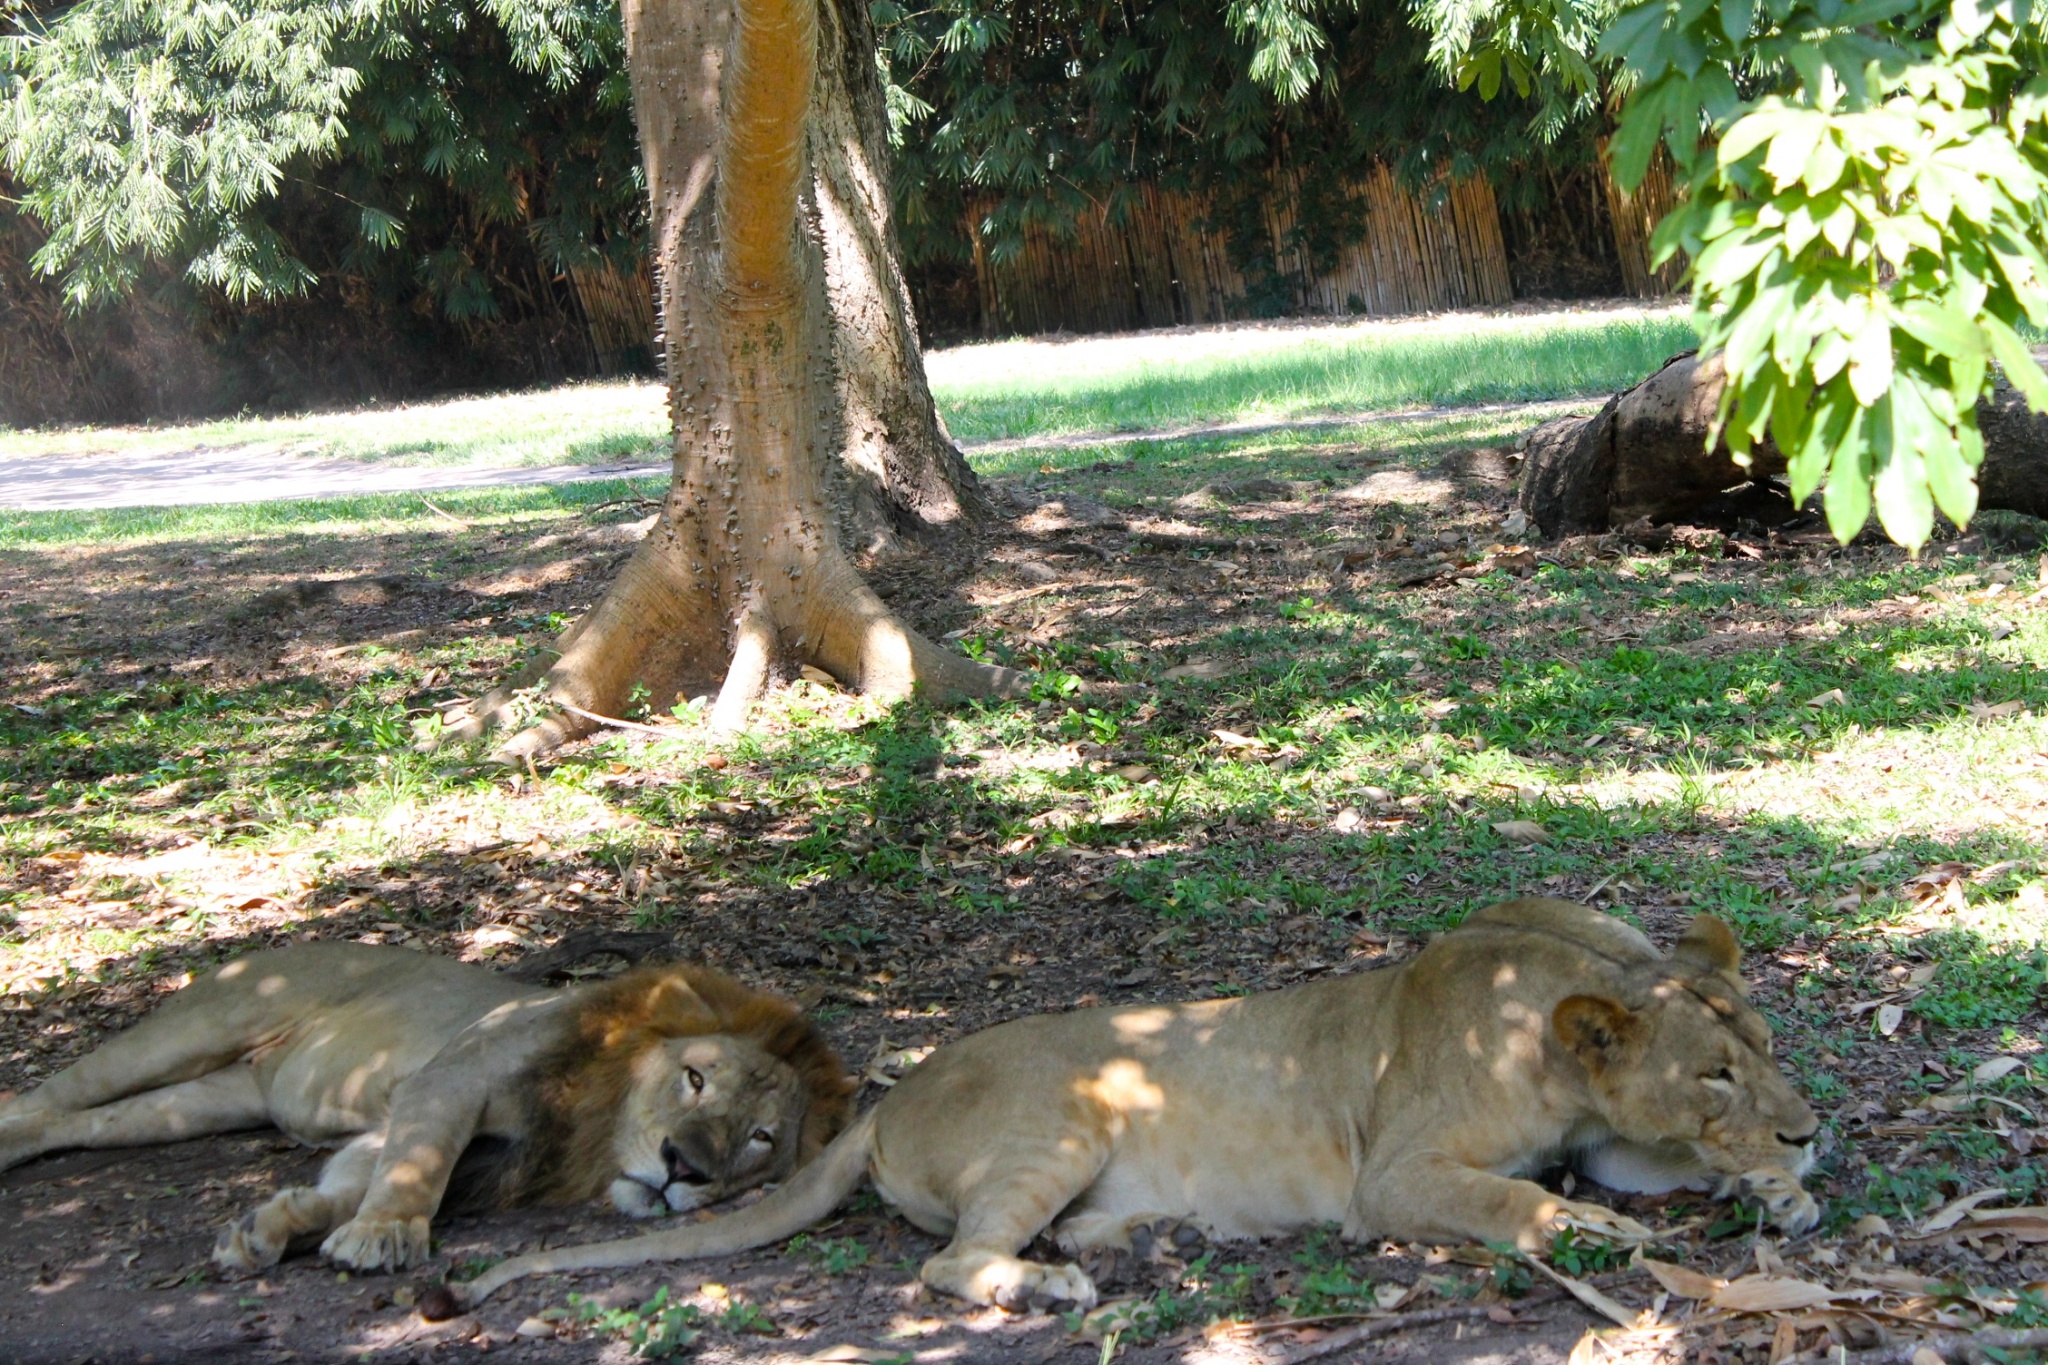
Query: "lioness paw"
213 1211 285 1274
322 1214 431 1272
1739 1169 1819 1235
1550 1200 1655 1244
924 1250 1099 1313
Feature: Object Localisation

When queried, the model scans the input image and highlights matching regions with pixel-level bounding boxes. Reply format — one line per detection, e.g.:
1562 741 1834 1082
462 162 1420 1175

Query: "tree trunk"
1518 350 2048 537
450 0 1019 760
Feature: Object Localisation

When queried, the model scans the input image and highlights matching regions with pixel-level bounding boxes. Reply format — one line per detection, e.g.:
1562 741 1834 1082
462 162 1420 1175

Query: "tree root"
439 533 1026 764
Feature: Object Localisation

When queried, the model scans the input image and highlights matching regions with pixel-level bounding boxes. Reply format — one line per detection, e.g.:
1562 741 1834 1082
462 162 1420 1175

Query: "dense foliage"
1434 0 2048 549
0 0 642 315
879 0 1609 302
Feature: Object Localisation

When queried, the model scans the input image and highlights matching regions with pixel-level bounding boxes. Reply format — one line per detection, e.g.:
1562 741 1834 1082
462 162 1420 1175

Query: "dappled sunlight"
3 341 2047 1361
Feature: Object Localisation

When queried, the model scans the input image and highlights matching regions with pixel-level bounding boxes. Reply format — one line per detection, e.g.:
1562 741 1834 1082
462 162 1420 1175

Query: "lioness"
0 944 851 1274
447 898 1817 1312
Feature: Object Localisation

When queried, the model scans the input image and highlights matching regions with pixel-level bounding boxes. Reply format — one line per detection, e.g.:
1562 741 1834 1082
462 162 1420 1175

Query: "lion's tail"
450 1109 878 1308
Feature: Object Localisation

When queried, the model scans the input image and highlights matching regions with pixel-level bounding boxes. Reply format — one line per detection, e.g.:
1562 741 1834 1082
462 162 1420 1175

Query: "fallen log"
1519 350 2048 538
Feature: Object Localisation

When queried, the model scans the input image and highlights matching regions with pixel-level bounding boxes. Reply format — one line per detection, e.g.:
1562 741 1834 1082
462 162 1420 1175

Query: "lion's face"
607 1035 811 1218
1554 916 1818 1189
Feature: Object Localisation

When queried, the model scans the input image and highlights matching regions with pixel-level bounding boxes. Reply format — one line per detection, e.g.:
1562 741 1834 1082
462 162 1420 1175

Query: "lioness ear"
1673 914 1742 976
1553 995 1643 1072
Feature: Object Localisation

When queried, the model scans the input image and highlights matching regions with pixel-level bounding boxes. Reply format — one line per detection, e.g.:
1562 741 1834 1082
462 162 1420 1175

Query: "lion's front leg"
216 1131 383 1273
321 1084 487 1273
1346 1153 1650 1251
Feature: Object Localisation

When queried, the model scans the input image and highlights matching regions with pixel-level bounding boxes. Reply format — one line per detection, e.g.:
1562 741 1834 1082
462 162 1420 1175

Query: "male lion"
446 898 1818 1313
0 943 851 1274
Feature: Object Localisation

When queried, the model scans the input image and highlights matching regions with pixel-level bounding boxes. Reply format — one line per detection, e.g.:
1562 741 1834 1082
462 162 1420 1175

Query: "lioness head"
608 1034 815 1215
1553 914 1819 1226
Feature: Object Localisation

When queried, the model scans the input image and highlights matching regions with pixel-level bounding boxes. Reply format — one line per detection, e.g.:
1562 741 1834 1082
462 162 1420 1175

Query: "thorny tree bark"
449 0 1020 760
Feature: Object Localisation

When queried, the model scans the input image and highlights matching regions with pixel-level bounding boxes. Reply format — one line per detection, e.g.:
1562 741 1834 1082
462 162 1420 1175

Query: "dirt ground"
3 434 2046 1364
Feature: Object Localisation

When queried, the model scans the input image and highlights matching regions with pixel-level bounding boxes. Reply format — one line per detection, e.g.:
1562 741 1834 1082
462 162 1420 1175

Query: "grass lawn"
1 345 2045 1360
927 304 1699 440
0 305 1696 472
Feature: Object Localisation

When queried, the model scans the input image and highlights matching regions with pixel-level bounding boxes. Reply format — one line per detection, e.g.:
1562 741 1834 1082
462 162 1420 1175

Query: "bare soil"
2 447 2044 1364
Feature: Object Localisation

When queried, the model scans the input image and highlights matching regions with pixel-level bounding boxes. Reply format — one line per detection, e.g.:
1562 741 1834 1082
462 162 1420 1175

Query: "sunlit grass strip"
0 380 671 468
0 477 668 549
932 313 1701 441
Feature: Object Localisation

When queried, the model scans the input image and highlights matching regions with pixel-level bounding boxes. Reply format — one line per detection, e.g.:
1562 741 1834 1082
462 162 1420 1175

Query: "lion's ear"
1673 914 1742 976
1553 994 1643 1072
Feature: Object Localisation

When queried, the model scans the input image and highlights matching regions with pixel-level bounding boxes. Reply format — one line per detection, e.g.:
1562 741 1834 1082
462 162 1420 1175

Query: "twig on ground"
507 929 678 983
1275 1302 1543 1364
1789 1328 2048 1365
421 498 467 526
1129 531 1268 553
555 699 683 737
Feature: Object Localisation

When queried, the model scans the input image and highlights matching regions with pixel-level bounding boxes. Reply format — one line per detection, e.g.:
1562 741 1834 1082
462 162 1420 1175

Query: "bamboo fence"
1600 141 1686 298
570 258 659 374
967 169 1514 337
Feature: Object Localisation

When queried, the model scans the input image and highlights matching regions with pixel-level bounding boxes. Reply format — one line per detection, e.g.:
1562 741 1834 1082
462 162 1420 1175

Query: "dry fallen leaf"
1708 1275 1853 1313
1806 687 1848 708
1640 1258 1724 1300
1973 1056 2025 1085
1877 1003 1905 1036
1954 1206 2048 1242
1966 699 2026 720
1530 1260 1639 1328
1492 820 1552 845
1373 1282 1410 1311
1211 729 1268 752
1920 1187 2009 1235
1164 659 1229 681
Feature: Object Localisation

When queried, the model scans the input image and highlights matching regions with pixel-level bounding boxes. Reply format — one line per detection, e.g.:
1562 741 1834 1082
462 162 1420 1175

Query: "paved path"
0 397 1589 511
0 448 669 511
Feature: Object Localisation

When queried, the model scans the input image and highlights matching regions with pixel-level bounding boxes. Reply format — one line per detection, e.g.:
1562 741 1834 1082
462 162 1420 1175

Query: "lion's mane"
446 963 853 1210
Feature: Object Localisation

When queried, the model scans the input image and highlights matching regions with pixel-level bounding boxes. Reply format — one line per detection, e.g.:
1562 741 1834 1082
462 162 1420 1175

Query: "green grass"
928 309 1700 441
3 348 2045 1297
0 477 667 549
1 308 1696 467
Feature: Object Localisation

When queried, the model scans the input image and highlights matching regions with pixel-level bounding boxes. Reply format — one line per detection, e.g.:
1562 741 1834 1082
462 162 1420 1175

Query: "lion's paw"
929 1251 1099 1313
213 1211 285 1274
322 1214 431 1273
1551 1199 1655 1244
1739 1168 1819 1235
1028 1262 1100 1312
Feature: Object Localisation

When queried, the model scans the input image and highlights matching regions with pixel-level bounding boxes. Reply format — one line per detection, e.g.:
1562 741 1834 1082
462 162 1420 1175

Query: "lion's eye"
1706 1066 1735 1083
750 1128 774 1146
685 1067 706 1093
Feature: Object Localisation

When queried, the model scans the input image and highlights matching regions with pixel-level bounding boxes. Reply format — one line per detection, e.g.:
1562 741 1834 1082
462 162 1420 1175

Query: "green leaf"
1720 0 1756 44
1872 425 1934 552
1822 409 1873 544
1984 316 2048 412
1846 311 1894 407
1891 299 1984 362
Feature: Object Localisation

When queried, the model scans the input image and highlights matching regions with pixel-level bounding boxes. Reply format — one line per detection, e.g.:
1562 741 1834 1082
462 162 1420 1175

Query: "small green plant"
1547 1226 1624 1276
1074 1253 1254 1344
1487 1244 1534 1298
1029 671 1085 702
786 1233 872 1274
2000 1287 2048 1329
716 1299 777 1335
570 1287 703 1360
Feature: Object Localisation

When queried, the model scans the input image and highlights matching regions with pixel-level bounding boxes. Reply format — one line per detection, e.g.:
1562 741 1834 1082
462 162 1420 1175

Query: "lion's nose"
662 1138 712 1186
